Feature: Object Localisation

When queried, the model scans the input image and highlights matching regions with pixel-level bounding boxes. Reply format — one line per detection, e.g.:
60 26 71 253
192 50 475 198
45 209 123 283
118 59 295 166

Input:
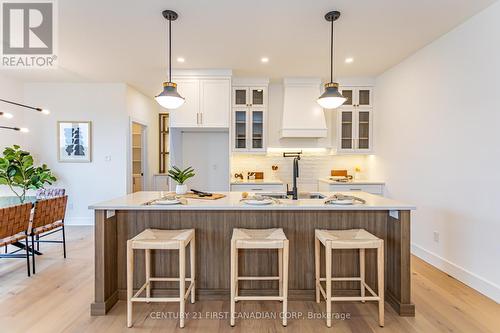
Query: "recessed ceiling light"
261 57 269 63
177 57 185 63
19 127 29 133
345 57 354 64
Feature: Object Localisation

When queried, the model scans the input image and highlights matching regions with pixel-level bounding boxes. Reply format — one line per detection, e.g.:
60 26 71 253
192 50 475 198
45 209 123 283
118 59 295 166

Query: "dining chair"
30 195 68 274
35 188 66 199
0 203 33 276
34 188 66 251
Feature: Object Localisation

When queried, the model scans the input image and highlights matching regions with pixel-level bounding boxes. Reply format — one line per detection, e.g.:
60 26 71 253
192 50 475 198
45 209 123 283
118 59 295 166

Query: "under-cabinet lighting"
267 147 329 154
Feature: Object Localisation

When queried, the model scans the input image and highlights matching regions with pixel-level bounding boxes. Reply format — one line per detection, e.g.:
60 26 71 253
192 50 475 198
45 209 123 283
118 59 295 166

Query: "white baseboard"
411 243 500 304
65 217 94 226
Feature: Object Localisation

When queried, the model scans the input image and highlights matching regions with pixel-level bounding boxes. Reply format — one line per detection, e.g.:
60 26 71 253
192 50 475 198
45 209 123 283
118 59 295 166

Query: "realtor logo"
1 0 57 68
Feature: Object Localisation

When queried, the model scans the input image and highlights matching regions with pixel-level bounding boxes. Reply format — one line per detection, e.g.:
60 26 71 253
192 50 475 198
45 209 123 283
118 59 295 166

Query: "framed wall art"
57 121 92 162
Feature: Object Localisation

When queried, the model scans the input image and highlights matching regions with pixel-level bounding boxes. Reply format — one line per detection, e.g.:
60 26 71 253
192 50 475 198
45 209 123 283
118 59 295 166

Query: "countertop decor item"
324 194 366 205
0 145 56 203
167 166 195 195
240 194 279 206
155 10 185 109
58 121 92 162
317 11 347 109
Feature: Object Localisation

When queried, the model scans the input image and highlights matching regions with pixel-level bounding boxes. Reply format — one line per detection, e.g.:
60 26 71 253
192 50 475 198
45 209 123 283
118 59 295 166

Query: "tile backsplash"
231 152 369 192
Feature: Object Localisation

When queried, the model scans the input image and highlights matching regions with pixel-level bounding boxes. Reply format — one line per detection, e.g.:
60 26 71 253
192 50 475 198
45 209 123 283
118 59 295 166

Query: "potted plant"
167 166 195 195
0 145 57 203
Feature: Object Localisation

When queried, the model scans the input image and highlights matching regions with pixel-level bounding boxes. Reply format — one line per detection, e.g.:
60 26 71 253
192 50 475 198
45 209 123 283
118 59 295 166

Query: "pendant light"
155 10 185 109
317 11 347 109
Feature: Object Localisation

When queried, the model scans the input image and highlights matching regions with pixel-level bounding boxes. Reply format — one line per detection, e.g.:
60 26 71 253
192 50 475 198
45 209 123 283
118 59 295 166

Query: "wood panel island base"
89 192 416 317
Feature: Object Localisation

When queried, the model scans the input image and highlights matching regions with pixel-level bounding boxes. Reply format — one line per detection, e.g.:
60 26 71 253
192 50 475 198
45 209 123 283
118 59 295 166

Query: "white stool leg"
190 235 196 304
235 245 239 302
278 248 283 300
179 242 186 328
282 240 289 327
377 243 385 327
145 249 151 301
325 241 332 328
230 240 236 327
315 236 320 303
127 241 134 328
360 248 365 303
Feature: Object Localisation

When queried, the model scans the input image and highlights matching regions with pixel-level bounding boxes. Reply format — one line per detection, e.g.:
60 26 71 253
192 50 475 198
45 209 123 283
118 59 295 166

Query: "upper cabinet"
339 87 373 108
168 79 200 127
336 86 374 154
231 80 268 152
169 75 231 128
233 87 266 108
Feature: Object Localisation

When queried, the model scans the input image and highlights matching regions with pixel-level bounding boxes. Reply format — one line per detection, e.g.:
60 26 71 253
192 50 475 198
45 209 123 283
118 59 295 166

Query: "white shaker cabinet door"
200 79 231 127
168 79 200 127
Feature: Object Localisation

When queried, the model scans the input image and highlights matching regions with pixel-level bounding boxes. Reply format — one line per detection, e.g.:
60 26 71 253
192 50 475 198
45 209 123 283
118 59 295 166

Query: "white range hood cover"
280 78 327 138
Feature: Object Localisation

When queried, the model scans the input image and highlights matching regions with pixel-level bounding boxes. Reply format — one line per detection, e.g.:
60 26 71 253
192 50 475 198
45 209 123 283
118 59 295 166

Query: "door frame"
128 118 148 193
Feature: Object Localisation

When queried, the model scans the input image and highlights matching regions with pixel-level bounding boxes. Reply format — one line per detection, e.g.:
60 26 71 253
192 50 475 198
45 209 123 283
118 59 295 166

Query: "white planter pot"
176 184 188 195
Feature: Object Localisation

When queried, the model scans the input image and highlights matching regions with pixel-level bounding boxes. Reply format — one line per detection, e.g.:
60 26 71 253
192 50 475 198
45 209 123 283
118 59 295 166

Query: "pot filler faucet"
283 151 302 200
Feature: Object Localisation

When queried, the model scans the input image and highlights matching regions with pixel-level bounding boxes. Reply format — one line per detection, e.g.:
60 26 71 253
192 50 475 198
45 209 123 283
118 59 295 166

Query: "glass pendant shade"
155 82 185 109
317 82 346 109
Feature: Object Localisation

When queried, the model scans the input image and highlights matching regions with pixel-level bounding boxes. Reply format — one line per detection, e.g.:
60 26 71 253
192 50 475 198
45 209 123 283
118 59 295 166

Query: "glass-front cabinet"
336 86 374 153
337 109 373 153
234 110 247 149
232 85 267 152
251 110 264 149
339 87 373 108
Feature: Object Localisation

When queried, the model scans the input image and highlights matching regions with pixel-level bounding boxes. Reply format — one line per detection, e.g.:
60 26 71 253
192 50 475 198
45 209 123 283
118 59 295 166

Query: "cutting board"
331 169 348 177
180 192 226 200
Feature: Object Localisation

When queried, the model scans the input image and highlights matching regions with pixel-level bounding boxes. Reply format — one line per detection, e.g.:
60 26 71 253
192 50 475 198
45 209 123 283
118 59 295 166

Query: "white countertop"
89 191 414 211
231 179 284 185
318 178 386 185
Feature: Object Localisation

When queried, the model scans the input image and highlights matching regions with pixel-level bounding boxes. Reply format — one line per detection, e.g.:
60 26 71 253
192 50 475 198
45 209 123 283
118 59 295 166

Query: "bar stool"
230 228 289 327
127 228 195 328
315 229 384 327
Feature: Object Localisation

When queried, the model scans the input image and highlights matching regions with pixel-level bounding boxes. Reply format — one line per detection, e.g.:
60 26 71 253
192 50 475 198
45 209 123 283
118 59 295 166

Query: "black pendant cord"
0 98 41 112
0 125 20 131
330 18 334 83
168 18 172 83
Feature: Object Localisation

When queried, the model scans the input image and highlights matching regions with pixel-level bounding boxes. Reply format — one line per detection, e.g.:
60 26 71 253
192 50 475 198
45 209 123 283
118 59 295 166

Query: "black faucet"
283 152 302 200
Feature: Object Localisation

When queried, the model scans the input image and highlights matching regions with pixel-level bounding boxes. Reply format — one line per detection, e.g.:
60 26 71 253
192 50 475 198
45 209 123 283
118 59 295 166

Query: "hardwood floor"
0 226 498 333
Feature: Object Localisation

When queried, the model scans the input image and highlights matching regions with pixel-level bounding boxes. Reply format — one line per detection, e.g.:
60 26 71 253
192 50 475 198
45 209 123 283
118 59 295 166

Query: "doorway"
131 122 147 192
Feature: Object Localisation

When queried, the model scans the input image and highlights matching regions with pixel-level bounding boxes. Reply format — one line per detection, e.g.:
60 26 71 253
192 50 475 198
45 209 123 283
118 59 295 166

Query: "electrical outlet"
105 155 112 162
433 231 439 243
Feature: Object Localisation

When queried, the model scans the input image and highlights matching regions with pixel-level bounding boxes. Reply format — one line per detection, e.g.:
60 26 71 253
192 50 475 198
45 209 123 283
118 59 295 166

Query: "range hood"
280 78 327 138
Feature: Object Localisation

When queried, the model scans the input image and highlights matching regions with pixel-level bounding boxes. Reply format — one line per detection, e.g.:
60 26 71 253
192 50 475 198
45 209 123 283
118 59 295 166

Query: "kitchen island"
89 191 416 317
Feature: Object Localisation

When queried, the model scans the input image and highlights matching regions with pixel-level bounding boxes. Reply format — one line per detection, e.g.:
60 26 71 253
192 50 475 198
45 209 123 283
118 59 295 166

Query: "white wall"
181 131 229 191
0 75 27 196
126 86 160 192
369 2 500 301
23 83 130 225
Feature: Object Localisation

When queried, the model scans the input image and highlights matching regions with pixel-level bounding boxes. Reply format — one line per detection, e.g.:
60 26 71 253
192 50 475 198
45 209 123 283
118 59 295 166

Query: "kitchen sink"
259 192 326 199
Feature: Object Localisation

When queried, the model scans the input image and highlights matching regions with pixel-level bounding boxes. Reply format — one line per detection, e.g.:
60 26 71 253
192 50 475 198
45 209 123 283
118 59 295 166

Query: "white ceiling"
2 0 496 96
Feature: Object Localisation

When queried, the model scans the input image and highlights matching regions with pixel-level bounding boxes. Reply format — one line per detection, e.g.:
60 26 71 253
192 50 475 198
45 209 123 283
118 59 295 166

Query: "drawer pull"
251 188 263 191
349 188 362 191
